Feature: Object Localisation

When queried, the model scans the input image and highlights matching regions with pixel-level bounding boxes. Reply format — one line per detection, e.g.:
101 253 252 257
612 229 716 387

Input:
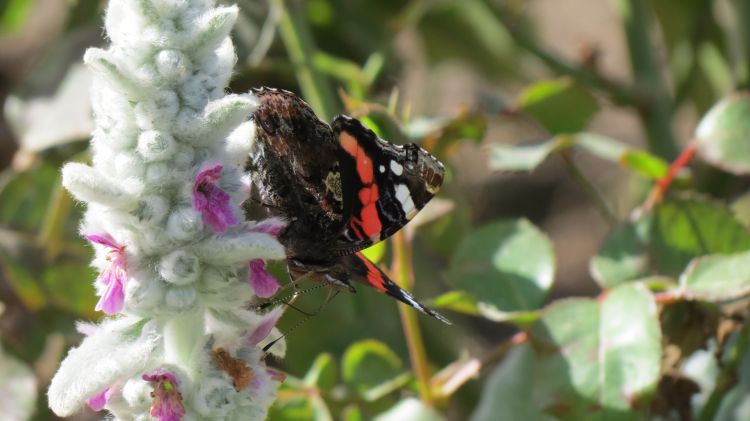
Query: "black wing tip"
424 307 452 325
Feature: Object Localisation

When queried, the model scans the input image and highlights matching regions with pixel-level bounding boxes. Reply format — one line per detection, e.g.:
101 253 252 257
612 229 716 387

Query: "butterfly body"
250 87 449 324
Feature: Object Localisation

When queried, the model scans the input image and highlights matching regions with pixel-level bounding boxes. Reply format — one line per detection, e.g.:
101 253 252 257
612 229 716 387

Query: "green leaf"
489 132 670 179
590 221 651 288
342 340 402 396
0 161 62 233
406 111 486 158
0 0 34 32
695 93 750 174
471 345 555 421
591 195 750 287
529 284 662 418
341 405 365 421
679 249 750 301
448 219 554 322
431 290 480 316
488 137 571 172
619 150 670 180
516 78 599 134
303 353 338 390
373 397 444 421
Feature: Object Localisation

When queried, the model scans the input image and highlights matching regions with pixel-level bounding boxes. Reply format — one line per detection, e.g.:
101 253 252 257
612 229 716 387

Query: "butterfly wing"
250 88 353 257
331 115 445 255
342 253 451 324
288 253 450 324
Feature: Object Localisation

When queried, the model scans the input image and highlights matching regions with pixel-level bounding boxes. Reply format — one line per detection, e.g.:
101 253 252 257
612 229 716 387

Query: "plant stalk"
273 0 337 120
391 231 434 406
614 0 678 159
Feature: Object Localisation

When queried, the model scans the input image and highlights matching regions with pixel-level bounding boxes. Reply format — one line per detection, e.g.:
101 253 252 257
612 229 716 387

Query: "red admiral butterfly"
249 87 450 324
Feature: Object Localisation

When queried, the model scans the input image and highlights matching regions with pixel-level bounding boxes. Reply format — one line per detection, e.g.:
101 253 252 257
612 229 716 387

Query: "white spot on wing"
395 184 417 218
379 165 385 173
390 161 403 176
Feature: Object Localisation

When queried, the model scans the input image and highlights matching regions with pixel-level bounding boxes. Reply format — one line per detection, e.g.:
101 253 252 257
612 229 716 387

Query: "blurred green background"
2 0 750 420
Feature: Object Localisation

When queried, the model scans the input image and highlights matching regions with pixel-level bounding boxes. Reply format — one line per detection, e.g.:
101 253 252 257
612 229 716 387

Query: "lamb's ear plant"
48 1 288 419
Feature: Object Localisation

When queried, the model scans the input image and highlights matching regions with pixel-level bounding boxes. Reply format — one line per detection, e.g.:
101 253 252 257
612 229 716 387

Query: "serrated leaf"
679 249 750 301
489 132 670 178
695 93 750 174
528 284 661 418
591 195 750 287
448 219 554 322
590 221 651 288
342 340 402 395
516 78 599 134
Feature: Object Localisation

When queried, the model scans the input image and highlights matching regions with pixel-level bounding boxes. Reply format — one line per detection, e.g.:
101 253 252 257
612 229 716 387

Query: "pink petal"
84 233 120 249
86 387 112 411
250 217 286 236
143 370 185 421
248 259 280 298
248 307 284 346
94 264 126 314
143 369 179 384
192 164 239 233
194 164 223 185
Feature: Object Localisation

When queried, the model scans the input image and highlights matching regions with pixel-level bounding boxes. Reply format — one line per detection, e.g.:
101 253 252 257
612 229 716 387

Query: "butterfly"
249 87 449 324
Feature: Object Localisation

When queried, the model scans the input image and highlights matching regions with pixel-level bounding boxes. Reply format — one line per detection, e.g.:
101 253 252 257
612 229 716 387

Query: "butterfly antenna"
262 289 341 353
255 284 327 311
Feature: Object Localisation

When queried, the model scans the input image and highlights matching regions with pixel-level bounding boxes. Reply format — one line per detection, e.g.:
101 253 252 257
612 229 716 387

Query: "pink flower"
192 164 239 233
247 307 284 347
86 387 113 411
85 233 127 315
143 370 185 421
248 259 280 298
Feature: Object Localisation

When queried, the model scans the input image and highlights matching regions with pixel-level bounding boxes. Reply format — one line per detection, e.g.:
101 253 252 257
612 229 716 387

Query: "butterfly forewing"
330 115 445 255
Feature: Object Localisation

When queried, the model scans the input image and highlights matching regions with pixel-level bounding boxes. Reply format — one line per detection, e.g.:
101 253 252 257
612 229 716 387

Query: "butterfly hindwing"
331 115 445 255
340 253 451 324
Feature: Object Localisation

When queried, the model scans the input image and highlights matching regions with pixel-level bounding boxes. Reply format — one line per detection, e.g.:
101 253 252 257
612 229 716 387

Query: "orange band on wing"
357 253 387 292
339 132 373 184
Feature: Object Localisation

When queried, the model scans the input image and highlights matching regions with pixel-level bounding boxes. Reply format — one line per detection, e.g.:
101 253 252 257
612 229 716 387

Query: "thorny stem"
391 231 434 406
640 142 697 213
274 0 337 120
492 6 638 107
613 0 678 159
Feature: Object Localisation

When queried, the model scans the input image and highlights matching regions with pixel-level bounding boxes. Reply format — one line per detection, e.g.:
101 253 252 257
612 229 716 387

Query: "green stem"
614 0 678 159
733 0 750 88
492 7 638 107
274 0 337 120
559 151 617 226
391 231 434 406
